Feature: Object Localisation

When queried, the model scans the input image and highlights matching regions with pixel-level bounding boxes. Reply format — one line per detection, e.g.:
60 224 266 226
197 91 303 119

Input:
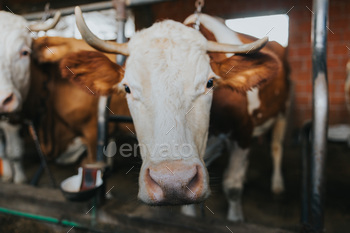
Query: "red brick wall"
144 0 350 127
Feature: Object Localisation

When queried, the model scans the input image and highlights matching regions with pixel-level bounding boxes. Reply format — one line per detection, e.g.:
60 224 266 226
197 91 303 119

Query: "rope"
194 0 205 30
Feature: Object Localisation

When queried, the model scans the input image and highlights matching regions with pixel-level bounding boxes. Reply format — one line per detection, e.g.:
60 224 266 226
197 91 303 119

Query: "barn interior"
0 0 349 232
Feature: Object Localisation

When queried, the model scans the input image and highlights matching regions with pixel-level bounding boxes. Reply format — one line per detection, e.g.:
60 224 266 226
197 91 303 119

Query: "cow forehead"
128 20 207 52
124 20 211 95
0 12 31 54
0 11 28 31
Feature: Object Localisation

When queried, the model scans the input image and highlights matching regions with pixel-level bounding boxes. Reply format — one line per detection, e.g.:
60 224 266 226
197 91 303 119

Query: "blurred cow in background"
28 36 132 165
0 10 61 183
0 11 132 183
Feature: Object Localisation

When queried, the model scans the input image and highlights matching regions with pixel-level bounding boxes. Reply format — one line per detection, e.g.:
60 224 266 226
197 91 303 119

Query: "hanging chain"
41 3 51 21
194 0 204 30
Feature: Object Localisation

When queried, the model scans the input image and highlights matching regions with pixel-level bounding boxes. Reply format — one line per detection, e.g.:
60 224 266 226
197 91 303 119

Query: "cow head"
60 7 279 205
0 11 60 113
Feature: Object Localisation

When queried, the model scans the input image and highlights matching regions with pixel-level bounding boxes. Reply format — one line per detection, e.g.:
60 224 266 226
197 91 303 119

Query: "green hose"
0 206 115 233
0 206 80 227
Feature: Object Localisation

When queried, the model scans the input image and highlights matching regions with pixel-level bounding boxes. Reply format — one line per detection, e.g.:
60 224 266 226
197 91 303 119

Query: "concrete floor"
1 133 349 232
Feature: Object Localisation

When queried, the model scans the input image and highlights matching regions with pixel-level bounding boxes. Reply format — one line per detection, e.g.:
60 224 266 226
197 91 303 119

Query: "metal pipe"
96 97 110 162
310 0 329 232
23 1 113 21
126 0 171 5
108 115 133 123
30 163 44 186
301 121 312 225
116 21 127 64
27 121 57 188
22 0 172 21
114 0 127 65
95 97 110 206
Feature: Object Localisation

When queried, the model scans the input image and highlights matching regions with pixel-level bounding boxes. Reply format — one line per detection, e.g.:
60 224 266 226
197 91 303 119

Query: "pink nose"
143 160 207 205
0 92 17 112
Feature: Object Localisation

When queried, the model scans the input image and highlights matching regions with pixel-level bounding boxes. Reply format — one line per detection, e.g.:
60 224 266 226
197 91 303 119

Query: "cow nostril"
145 168 163 195
3 93 14 106
144 168 166 202
186 166 200 194
147 168 159 186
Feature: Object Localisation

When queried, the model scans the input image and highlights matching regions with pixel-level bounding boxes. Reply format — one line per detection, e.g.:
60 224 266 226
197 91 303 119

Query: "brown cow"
60 8 289 222
0 32 132 183
26 36 132 163
0 11 132 184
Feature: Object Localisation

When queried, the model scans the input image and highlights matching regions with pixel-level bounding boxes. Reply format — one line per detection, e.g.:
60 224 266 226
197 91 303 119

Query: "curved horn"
29 11 61 32
207 36 268 54
75 6 129 55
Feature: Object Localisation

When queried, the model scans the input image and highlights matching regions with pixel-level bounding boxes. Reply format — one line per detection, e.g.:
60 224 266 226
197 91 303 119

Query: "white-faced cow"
0 10 61 183
0 11 132 183
61 7 289 221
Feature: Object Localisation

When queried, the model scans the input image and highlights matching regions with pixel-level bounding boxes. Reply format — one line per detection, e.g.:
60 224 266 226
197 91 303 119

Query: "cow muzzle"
139 160 209 205
0 91 18 113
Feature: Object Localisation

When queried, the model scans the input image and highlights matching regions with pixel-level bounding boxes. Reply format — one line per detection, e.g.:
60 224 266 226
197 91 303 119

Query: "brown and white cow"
61 7 289 221
0 10 132 183
183 14 289 220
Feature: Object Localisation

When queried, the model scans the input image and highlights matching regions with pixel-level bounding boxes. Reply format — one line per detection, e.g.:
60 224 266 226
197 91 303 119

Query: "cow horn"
29 11 61 32
207 36 268 54
75 6 129 55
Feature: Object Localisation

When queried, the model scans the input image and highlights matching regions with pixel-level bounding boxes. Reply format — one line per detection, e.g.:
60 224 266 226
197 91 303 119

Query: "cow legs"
55 137 87 165
0 130 12 182
12 160 26 184
271 114 286 194
6 125 26 184
81 122 98 165
0 122 26 183
1 159 13 182
181 134 228 218
223 142 249 222
181 204 197 217
1 159 26 183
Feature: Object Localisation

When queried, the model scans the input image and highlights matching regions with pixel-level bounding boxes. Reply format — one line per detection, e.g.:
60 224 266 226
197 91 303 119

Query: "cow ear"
32 37 96 63
60 51 124 95
32 37 72 63
211 52 280 93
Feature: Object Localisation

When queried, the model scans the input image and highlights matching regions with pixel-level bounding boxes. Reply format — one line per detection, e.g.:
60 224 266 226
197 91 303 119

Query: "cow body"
184 14 289 221
62 8 289 222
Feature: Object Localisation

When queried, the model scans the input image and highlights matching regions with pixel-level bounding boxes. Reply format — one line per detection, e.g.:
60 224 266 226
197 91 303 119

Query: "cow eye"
124 84 131 94
20 49 30 57
206 78 214 88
